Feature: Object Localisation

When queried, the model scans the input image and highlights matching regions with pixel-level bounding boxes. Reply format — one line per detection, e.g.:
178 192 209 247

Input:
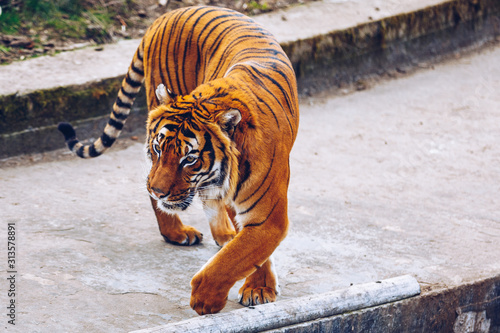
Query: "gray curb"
130 275 421 333
271 274 500 333
285 0 500 95
0 0 499 159
131 275 500 332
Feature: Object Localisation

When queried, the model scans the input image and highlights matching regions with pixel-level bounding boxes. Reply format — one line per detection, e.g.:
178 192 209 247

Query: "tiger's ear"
155 84 176 104
218 109 242 136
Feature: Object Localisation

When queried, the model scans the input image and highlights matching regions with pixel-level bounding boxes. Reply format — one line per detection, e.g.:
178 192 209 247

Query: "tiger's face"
145 90 241 214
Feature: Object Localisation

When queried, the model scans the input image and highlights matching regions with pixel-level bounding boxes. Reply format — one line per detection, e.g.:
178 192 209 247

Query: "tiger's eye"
153 143 161 156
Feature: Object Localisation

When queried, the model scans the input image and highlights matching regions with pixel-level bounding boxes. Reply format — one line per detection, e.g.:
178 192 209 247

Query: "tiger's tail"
58 44 145 158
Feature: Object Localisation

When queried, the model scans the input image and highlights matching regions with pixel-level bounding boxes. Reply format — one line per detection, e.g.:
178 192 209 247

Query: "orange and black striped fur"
58 6 299 315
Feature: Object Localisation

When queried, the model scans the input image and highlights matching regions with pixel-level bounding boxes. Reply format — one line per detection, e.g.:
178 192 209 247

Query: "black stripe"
253 62 296 117
165 123 177 132
230 65 280 126
147 14 168 109
168 9 189 94
174 8 189 95
137 44 144 61
217 156 228 187
120 87 137 100
209 33 271 80
202 132 215 170
240 148 275 203
151 118 163 135
199 170 217 187
112 110 128 120
202 18 258 56
198 15 242 80
131 63 144 76
200 15 243 51
238 173 274 215
245 81 280 123
115 96 132 109
157 13 170 99
89 145 101 157
67 139 78 151
234 48 293 71
125 74 142 88
178 7 212 94
234 160 251 200
196 132 216 185
246 65 294 136
180 126 196 139
76 146 85 158
197 103 212 119
244 198 281 228
201 22 237 76
206 24 245 79
230 56 297 111
101 132 116 147
193 169 210 183
194 10 235 84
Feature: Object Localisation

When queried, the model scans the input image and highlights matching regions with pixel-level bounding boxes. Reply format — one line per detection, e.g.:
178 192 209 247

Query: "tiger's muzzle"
151 188 195 212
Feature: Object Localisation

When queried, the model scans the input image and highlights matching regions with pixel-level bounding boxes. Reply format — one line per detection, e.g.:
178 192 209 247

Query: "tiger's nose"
151 187 169 199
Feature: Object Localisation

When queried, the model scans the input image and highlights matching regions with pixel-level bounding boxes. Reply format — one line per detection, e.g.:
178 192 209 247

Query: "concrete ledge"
285 0 500 95
270 274 500 333
130 275 500 333
130 275 420 333
0 0 499 158
0 77 147 157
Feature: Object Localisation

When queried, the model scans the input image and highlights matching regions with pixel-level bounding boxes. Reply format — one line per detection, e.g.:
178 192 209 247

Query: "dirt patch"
0 0 313 65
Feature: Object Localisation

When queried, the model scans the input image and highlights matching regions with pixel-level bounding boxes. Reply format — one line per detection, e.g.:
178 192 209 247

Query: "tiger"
58 6 299 315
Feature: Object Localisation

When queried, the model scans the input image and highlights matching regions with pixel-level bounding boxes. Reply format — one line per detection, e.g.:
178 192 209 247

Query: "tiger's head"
145 84 241 213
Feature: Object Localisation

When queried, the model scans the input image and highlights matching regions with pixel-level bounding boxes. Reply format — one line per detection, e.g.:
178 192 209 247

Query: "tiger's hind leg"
202 200 236 247
150 197 203 246
238 256 279 306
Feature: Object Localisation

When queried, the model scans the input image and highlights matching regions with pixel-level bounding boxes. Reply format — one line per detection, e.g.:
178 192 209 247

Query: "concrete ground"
1 41 499 331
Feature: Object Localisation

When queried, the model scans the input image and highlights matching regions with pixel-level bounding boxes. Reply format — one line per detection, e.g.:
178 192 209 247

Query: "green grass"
0 1 127 41
44 17 87 40
0 9 21 34
247 0 270 12
0 44 12 53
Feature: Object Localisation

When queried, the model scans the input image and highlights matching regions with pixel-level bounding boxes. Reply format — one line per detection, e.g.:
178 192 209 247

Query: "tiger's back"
142 6 298 139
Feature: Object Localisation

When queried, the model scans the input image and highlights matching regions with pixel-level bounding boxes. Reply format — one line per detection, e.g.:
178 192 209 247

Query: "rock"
7 37 35 49
355 80 367 91
42 42 55 48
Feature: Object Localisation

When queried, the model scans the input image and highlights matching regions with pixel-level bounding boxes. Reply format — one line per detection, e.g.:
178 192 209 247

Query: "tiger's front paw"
162 225 203 246
190 272 230 315
238 259 278 306
238 286 277 306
